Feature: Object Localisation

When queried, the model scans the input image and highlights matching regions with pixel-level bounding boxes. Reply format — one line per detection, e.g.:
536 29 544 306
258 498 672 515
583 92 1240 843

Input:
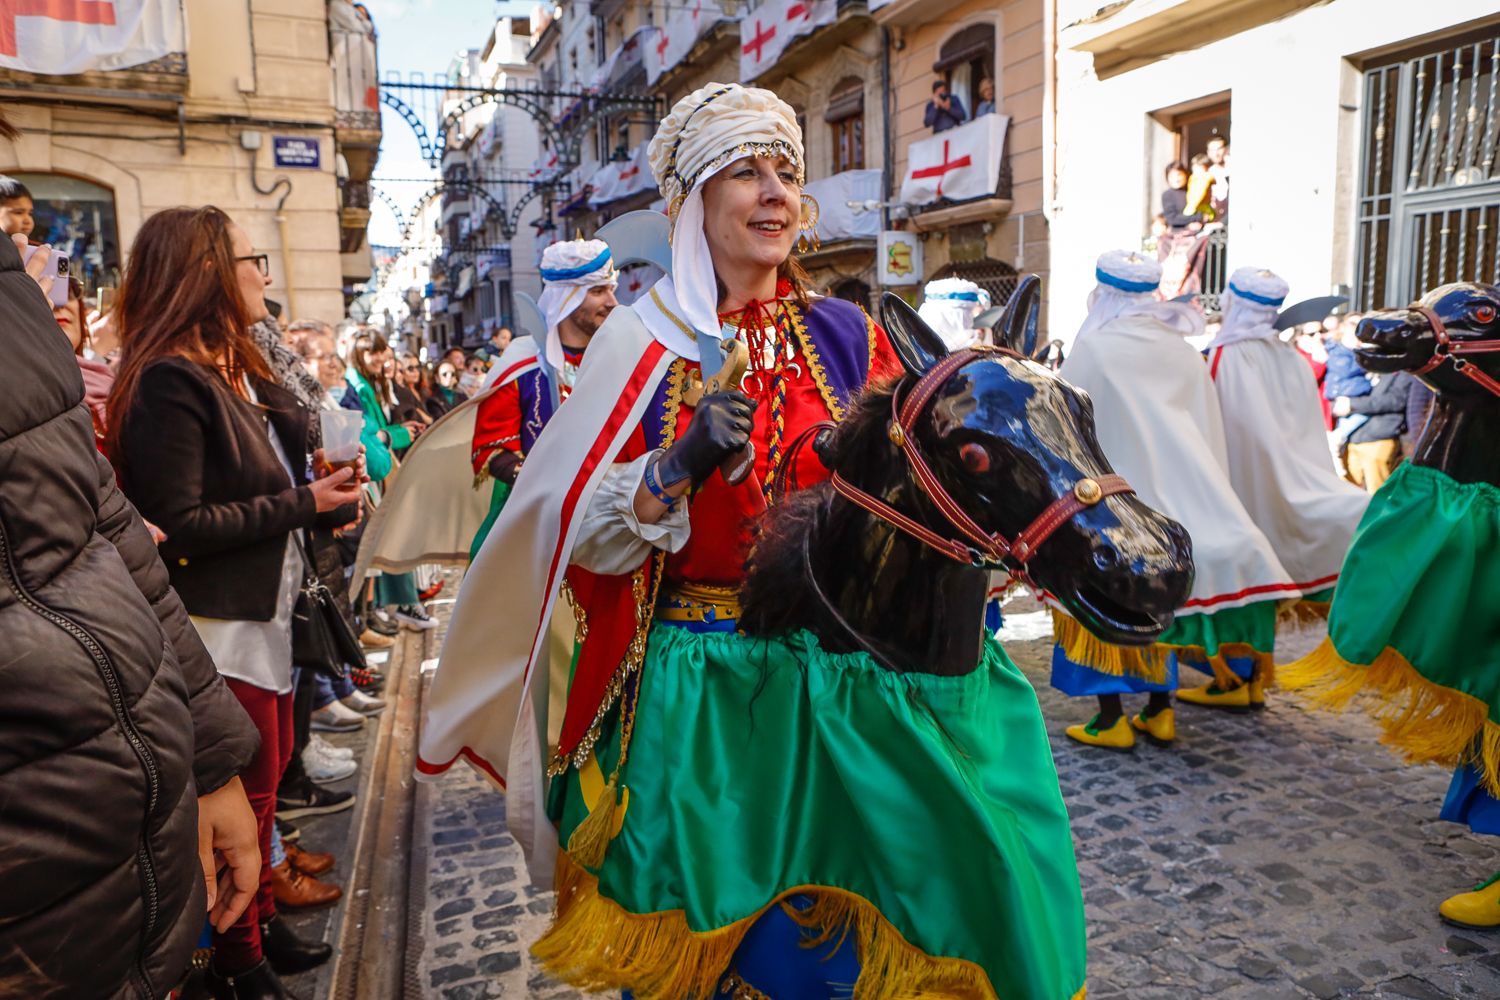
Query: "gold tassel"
532 853 1060 1000
1281 637 1500 795
566 773 619 869
1051 612 1170 684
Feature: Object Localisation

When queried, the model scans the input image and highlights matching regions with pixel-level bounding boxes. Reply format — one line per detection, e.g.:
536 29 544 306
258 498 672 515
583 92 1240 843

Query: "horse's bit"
827 346 1135 583
1413 305 1500 399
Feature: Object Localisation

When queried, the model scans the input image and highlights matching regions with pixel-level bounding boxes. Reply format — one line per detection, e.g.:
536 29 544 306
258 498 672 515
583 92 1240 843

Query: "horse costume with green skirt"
1283 281 1500 928
1050 252 1300 750
408 82 1204 999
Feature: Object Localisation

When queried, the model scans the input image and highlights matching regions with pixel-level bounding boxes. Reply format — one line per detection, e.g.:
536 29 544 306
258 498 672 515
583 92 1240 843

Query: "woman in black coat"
108 206 363 1000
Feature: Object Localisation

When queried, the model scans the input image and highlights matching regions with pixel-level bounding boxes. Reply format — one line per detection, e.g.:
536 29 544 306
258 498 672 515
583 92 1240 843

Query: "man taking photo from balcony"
924 78 968 134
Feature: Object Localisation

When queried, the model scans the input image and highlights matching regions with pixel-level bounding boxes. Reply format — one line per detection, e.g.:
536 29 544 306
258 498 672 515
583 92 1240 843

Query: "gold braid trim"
1281 637 1500 796
533 851 1076 1000
862 303 878 363
792 303 846 422
546 366 685 780
559 578 588 647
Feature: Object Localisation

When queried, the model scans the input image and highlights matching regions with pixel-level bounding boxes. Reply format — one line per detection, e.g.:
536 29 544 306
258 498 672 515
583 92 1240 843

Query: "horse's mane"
738 373 912 637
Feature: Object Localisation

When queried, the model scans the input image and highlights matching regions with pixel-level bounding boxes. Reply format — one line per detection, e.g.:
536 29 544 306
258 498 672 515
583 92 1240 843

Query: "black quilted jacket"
0 237 259 998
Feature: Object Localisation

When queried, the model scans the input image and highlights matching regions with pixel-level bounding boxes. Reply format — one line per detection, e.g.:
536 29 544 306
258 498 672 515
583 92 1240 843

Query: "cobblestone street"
409 597 1500 999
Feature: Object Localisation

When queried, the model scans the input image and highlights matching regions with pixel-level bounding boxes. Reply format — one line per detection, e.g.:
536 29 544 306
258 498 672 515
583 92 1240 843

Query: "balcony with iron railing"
1141 226 1230 312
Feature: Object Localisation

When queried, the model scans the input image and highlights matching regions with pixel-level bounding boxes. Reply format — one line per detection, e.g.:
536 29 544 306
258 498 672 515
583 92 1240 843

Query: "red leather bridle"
827 345 1134 580
1412 305 1500 398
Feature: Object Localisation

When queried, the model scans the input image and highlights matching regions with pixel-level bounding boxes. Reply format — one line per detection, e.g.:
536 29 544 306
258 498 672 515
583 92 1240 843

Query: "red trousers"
216 678 294 972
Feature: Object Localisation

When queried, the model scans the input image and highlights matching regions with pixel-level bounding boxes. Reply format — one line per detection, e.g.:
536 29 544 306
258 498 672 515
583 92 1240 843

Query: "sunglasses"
236 253 270 276
403 364 420 372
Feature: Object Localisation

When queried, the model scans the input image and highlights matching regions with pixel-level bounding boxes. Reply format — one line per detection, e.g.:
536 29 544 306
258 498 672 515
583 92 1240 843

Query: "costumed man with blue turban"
1052 251 1298 750
468 239 619 557
918 277 988 351
1201 267 1368 708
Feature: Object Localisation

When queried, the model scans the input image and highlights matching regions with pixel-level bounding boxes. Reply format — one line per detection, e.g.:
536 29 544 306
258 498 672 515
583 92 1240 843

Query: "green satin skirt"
542 624 1087 1000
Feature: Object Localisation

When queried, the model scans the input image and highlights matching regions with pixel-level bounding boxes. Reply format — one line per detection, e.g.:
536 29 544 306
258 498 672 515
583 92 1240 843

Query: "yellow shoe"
1176 682 1251 712
1248 676 1267 710
1439 872 1500 929
1066 714 1136 750
1130 706 1176 746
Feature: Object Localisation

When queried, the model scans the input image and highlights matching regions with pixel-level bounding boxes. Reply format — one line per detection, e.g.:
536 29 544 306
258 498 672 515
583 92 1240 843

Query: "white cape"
1208 338 1368 589
348 338 543 594
416 302 677 887
1059 314 1297 613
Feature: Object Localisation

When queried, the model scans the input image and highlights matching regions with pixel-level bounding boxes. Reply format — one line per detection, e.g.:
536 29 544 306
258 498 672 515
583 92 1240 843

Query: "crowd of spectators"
1 114 516 996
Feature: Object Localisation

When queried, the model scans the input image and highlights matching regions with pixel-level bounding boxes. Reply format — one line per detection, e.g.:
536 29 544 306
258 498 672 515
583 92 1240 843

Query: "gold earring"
796 193 821 254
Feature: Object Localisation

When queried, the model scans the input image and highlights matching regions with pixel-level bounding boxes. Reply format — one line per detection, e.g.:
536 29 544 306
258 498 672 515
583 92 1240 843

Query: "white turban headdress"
1076 250 1204 342
536 238 618 371
1209 267 1289 349
646 82 804 339
918 278 985 350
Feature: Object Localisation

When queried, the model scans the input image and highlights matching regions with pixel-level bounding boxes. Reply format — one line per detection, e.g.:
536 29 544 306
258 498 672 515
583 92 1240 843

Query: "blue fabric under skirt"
1175 649 1259 682
1050 643 1179 696
1440 765 1500 836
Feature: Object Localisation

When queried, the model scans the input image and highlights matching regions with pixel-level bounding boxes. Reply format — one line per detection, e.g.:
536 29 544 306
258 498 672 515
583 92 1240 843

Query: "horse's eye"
1475 304 1497 324
959 442 990 475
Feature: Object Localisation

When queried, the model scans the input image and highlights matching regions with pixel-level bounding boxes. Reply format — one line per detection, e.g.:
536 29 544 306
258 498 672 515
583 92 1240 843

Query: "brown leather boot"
270 859 342 910
284 840 335 876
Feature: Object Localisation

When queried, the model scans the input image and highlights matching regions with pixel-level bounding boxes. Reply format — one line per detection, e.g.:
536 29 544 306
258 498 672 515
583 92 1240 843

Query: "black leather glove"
656 389 757 488
487 450 523 486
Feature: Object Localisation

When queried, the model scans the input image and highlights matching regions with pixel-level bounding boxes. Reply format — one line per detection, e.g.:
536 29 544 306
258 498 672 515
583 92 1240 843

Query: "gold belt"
656 581 742 624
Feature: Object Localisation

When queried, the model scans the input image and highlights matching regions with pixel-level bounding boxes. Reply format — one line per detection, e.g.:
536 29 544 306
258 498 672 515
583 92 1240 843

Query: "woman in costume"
1283 281 1500 927
1053 251 1298 749
419 84 1088 998
1205 267 1368 629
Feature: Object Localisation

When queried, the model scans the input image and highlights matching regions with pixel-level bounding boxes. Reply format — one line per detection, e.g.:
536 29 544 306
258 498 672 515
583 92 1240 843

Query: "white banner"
647 0 732 86
803 168 882 243
739 0 834 83
588 142 655 207
899 113 1009 206
0 0 183 75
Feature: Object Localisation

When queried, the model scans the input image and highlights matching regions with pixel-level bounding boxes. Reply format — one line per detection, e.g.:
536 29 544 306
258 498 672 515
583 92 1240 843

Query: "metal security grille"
1356 30 1500 309
932 258 1019 310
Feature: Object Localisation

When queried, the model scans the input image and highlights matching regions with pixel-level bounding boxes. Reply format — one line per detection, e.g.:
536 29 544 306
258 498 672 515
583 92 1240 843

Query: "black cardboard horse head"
740 289 1195 676
1356 281 1500 486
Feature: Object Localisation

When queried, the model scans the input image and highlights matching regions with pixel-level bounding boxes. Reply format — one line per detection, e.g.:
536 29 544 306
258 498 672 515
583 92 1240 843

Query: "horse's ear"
1001 275 1042 357
880 292 948 376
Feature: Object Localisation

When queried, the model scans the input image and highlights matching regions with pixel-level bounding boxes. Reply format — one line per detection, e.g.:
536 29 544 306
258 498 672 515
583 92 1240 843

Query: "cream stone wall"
0 0 348 324
891 0 1050 313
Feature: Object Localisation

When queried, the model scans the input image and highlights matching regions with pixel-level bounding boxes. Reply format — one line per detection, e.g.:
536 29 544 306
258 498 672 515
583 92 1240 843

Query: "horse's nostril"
1093 548 1119 572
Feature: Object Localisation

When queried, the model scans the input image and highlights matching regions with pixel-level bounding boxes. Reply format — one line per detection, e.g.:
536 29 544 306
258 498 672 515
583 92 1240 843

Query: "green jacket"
345 368 411 451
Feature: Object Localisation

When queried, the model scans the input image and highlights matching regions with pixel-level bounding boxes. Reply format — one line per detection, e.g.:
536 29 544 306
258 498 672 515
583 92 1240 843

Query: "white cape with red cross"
901 114 1010 206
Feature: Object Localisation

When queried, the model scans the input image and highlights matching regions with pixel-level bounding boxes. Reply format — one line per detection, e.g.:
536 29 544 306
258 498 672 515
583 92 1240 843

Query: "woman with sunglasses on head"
107 207 365 999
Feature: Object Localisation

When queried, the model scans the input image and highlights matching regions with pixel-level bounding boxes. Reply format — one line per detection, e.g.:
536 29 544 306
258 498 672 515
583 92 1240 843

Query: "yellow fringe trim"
1281 637 1500 796
1173 642 1277 692
532 851 1085 1000
1278 599 1331 629
1051 612 1170 685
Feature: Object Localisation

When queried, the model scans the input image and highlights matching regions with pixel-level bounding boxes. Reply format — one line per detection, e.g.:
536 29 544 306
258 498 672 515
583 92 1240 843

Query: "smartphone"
97 286 116 315
21 244 71 309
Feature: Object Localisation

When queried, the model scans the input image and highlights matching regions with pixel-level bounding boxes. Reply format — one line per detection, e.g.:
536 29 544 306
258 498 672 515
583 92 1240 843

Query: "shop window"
11 173 121 290
826 77 865 173
934 23 995 117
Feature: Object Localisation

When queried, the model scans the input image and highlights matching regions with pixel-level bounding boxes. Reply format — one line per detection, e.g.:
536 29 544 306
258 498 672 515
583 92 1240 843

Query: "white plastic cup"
320 409 364 469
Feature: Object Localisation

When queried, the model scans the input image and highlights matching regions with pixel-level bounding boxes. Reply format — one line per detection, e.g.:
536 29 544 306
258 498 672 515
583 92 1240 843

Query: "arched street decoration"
372 187 406 233
379 72 657 169
392 176 570 245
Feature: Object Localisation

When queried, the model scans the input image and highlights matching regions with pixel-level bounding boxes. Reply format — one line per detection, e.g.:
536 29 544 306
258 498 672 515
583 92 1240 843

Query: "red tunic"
471 346 583 474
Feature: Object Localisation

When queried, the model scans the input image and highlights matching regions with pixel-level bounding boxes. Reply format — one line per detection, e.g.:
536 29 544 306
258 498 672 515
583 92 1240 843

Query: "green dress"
537 625 1088 1000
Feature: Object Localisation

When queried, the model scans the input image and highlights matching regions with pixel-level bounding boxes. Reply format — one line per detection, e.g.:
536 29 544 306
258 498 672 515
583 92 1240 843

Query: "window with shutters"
826 78 865 173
